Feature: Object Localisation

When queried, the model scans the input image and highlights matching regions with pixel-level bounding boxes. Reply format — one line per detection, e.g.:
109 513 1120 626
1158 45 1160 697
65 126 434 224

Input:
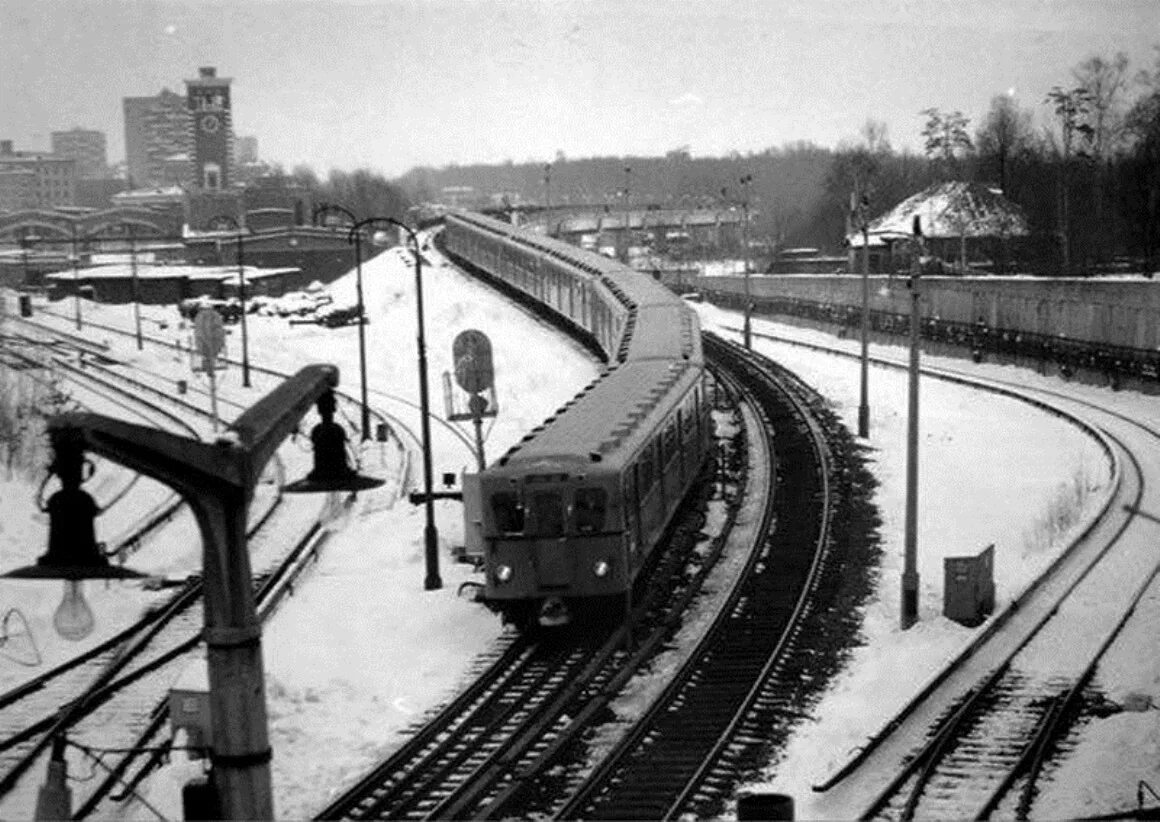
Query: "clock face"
200 114 221 133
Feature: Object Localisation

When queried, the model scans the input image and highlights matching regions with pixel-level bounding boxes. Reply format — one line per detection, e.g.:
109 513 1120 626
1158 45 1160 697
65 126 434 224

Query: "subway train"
442 211 712 628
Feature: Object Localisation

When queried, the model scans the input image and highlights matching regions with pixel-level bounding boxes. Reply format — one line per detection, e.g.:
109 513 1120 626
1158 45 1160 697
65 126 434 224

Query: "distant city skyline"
3 0 1158 179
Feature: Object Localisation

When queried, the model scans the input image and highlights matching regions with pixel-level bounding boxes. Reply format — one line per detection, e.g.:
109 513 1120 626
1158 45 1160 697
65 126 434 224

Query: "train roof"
621 301 703 363
491 358 700 476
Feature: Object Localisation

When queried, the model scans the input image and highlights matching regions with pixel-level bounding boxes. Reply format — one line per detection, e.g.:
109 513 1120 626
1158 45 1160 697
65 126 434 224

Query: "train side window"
530 491 565 537
573 488 607 533
640 449 655 493
664 420 678 461
491 492 525 534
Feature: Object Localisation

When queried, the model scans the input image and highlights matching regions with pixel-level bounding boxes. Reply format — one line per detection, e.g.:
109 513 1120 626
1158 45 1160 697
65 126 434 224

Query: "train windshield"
529 491 566 537
490 492 525 534
573 488 607 533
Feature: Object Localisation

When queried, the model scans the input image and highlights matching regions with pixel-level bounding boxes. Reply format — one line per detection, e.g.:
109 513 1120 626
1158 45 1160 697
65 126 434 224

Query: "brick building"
0 140 77 211
51 128 108 177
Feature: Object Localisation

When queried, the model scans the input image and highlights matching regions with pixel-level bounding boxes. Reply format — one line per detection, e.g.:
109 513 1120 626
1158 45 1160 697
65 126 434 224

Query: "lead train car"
444 211 712 628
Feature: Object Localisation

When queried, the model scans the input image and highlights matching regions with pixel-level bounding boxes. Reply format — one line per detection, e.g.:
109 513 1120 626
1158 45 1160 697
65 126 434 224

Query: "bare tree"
1071 53 1132 265
920 108 973 179
1045 86 1095 274
975 94 1034 194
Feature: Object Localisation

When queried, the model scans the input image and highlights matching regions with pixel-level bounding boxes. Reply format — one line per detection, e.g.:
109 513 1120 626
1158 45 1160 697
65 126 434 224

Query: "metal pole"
623 165 631 263
741 174 753 349
411 231 442 590
901 238 922 630
858 207 871 438
355 231 369 440
237 230 251 387
129 225 142 350
71 226 82 331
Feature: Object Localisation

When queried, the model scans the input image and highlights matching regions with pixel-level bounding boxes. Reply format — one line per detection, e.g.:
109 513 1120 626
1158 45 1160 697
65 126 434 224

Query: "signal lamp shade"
4 492 147 582
282 425 385 494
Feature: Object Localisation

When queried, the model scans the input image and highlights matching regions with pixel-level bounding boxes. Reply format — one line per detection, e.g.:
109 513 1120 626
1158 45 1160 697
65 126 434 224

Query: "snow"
0 239 1155 820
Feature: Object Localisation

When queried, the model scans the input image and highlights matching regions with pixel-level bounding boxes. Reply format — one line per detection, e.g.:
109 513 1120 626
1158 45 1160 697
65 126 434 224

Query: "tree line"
386 46 1160 277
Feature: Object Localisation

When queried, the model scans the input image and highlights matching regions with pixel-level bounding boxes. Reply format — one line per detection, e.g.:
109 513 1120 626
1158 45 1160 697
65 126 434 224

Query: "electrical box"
943 544 996 627
169 654 212 756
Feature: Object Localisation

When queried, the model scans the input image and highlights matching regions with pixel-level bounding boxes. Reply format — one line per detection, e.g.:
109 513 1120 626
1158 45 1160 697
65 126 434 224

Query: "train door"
624 467 641 563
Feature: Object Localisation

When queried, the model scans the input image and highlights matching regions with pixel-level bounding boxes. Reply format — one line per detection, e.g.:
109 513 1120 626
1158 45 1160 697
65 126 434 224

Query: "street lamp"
852 191 872 438
346 217 395 440
210 215 252 388
739 173 753 350
313 204 363 425
902 215 924 630
623 165 632 263
4 367 377 819
19 230 40 291
386 216 443 592
70 224 82 331
122 223 143 351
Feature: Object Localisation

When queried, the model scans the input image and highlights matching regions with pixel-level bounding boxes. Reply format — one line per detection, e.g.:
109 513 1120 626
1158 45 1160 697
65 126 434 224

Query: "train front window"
491 492 525 534
573 488 607 533
529 491 565 537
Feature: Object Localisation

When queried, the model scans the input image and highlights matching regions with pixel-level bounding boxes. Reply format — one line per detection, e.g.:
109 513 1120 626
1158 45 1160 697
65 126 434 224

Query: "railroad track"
0 325 347 818
19 304 468 460
728 323 1160 819
313 332 868 820
548 334 837 821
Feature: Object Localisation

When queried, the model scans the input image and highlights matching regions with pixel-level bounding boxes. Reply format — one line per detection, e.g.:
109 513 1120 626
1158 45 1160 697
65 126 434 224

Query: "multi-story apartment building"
0 140 77 211
123 88 192 188
51 128 108 177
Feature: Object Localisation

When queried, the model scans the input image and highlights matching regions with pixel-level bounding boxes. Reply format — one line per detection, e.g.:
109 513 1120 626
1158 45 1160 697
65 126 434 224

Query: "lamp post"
312 204 367 435
122 223 143 351
3 366 366 818
902 215 924 630
210 216 252 388
544 162 552 211
387 216 443 592
70 224 82 331
739 173 753 349
623 165 632 263
853 191 871 438
346 217 395 440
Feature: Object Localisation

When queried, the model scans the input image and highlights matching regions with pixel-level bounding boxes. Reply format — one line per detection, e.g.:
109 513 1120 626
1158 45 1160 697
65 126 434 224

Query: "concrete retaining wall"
681 274 1160 351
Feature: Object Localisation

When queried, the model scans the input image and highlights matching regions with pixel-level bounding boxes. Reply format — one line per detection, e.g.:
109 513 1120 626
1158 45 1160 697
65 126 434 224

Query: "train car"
444 211 712 628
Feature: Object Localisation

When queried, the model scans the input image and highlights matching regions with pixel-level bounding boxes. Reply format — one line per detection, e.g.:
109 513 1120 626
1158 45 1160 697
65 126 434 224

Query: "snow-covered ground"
0 243 1154 820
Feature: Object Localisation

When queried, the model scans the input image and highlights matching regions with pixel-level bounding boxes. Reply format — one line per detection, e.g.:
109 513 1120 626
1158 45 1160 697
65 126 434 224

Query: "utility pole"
740 173 753 349
127 224 142 350
902 216 923 629
853 190 871 438
622 165 632 264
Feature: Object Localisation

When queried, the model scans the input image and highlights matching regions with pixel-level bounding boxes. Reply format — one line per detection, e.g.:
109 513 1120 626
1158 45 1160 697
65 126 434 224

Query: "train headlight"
593 559 611 578
494 564 514 584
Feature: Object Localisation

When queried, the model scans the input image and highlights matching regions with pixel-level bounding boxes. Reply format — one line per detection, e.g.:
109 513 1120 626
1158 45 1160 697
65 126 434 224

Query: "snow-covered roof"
849 182 1030 247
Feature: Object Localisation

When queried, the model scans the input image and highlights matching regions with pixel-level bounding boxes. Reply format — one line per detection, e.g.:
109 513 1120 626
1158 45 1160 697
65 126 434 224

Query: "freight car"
442 211 712 628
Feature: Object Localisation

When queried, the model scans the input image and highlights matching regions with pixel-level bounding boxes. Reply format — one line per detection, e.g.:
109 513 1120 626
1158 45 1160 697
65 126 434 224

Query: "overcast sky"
3 0 1158 177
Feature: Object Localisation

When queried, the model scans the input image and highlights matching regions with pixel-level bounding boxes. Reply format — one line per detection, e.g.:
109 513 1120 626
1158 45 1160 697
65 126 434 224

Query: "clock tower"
185 66 233 190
